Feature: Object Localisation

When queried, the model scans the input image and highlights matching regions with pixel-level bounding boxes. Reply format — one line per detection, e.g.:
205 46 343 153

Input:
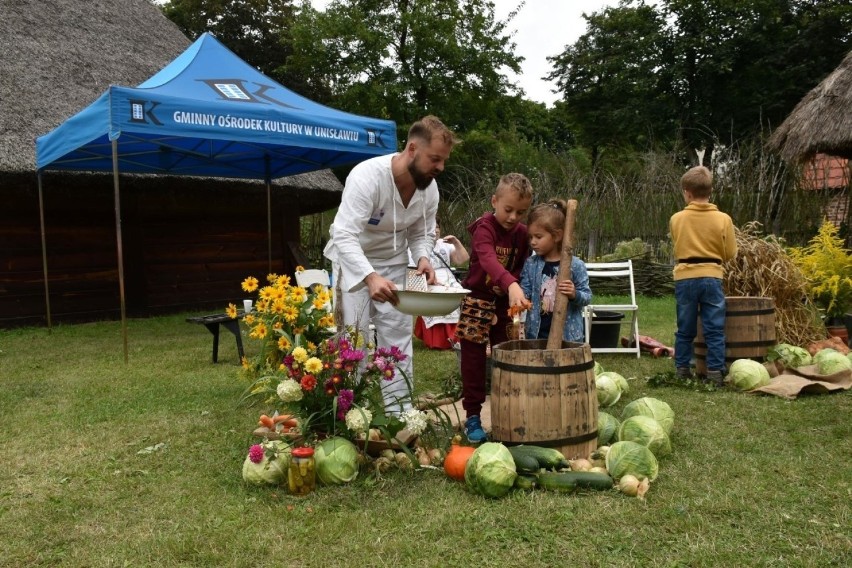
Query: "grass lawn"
0 295 849 567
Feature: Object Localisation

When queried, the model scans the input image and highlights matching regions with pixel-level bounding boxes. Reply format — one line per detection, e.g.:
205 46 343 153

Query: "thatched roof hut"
768 49 852 162
0 0 344 326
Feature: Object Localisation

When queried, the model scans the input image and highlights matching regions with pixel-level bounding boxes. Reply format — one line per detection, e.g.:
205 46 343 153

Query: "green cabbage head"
599 371 629 394
595 374 621 407
727 359 771 391
464 442 517 499
605 440 659 481
813 348 839 368
766 343 812 368
598 412 620 445
617 415 671 457
242 440 291 486
621 397 675 435
816 350 852 375
315 437 360 485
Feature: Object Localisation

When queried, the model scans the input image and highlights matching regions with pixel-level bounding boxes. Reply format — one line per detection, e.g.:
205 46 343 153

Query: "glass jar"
288 447 316 496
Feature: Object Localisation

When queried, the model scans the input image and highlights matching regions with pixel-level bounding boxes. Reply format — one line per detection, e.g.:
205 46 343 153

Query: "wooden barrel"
695 296 776 375
490 339 598 460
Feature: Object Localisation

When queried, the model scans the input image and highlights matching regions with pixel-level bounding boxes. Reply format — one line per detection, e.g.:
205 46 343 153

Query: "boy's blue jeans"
674 277 726 372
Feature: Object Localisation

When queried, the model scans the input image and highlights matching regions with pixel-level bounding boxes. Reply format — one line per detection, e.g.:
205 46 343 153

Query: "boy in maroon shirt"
455 173 533 442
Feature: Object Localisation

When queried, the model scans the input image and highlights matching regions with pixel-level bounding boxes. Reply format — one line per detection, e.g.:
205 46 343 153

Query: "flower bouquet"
233 271 433 448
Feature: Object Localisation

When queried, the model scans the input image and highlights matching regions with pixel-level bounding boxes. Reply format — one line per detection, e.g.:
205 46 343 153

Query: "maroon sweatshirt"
461 212 530 300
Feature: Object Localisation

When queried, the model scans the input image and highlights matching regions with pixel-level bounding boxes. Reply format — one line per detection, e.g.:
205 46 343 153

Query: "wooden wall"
1 172 330 327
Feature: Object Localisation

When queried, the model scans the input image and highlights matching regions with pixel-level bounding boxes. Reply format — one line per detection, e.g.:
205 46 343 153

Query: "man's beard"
408 159 434 190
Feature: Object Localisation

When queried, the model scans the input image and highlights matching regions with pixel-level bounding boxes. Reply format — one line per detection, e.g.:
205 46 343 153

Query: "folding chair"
582 260 641 357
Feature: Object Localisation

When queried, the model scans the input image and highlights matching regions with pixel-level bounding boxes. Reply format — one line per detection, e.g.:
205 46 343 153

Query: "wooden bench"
186 312 245 363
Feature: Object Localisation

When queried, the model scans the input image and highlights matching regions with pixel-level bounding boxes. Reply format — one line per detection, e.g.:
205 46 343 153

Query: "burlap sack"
750 362 852 400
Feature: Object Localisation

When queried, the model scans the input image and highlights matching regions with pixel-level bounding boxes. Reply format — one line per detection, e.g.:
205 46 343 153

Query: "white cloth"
323 153 438 293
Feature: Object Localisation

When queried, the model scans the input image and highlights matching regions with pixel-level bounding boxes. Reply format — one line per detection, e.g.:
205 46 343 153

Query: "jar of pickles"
288 447 316 495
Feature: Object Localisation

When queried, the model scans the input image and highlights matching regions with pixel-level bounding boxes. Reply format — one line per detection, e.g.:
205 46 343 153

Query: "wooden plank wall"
1 173 309 327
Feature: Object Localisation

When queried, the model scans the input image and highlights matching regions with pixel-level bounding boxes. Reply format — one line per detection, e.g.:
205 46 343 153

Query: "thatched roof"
768 49 852 162
0 0 342 209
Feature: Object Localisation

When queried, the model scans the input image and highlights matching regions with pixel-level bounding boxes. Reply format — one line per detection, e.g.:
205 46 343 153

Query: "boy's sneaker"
676 367 692 379
706 370 725 387
464 415 487 444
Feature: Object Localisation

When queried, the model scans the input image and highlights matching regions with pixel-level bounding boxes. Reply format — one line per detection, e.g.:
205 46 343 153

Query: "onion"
427 447 444 466
589 466 608 474
569 458 592 471
637 477 651 499
368 428 382 441
395 451 413 470
415 447 432 466
619 474 640 496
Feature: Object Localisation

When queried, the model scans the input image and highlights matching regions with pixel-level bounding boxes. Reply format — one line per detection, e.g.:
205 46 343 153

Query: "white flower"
276 379 303 402
400 408 428 436
345 407 373 434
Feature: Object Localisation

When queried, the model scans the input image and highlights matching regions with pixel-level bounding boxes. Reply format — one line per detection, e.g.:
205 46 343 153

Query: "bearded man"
323 115 457 415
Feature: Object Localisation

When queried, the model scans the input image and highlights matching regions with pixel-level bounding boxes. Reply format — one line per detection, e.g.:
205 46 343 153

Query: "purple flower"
338 389 354 412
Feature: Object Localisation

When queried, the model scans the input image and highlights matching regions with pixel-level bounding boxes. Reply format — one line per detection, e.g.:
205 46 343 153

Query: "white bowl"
394 285 470 317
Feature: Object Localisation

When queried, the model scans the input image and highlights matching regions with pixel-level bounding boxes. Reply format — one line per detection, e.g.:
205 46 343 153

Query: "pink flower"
248 444 264 464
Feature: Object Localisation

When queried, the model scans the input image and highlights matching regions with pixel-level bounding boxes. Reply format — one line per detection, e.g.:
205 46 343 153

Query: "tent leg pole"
112 139 128 364
37 172 52 331
265 158 272 273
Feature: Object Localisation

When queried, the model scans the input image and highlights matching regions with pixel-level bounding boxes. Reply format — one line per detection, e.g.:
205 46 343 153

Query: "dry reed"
723 222 825 345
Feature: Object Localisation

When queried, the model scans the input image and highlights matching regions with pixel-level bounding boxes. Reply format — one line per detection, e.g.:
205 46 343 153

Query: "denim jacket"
520 255 592 342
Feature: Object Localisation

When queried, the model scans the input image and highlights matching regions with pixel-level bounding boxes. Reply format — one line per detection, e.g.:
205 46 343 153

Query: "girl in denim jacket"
520 199 592 342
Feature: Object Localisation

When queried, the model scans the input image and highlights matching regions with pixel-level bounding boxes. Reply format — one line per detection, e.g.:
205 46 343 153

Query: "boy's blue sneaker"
465 415 487 444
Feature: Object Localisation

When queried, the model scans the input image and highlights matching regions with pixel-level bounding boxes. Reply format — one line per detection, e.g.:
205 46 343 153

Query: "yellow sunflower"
277 336 292 352
226 303 238 319
250 322 268 339
241 276 259 292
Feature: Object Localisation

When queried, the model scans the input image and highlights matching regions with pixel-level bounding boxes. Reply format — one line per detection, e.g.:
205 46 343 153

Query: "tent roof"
36 32 396 179
768 49 852 162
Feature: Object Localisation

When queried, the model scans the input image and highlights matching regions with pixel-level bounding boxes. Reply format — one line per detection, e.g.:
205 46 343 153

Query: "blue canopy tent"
36 33 396 361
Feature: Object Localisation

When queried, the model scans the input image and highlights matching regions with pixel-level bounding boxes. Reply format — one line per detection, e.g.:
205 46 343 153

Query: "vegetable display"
727 359 771 390
605 441 659 481
621 397 675 436
314 437 360 485
617 415 671 457
464 443 517 499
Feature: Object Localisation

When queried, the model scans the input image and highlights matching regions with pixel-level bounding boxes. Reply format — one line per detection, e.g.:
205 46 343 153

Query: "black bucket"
589 311 625 348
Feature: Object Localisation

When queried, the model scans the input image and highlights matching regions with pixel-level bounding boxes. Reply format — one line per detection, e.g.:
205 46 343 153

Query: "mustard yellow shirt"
670 202 737 281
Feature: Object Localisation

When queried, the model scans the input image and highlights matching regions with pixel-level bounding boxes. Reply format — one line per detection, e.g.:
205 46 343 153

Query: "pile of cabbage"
598 396 674 473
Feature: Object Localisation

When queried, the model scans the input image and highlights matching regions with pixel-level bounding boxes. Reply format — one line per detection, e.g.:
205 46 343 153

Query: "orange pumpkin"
444 443 476 481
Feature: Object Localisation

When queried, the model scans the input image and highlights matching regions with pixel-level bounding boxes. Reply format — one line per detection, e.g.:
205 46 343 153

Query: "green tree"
547 3 675 164
287 0 525 131
548 0 852 164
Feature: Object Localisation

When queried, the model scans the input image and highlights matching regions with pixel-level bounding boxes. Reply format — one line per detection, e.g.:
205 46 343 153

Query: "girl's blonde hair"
527 198 567 241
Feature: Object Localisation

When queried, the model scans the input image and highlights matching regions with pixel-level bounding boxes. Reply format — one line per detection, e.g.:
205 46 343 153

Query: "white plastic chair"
582 260 641 358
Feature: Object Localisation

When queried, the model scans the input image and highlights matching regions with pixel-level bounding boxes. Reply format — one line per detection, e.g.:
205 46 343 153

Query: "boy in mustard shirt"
670 166 737 386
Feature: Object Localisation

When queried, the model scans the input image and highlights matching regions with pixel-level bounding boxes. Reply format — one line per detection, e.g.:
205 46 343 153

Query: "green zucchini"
538 471 614 492
509 445 570 470
508 447 541 474
512 473 538 491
